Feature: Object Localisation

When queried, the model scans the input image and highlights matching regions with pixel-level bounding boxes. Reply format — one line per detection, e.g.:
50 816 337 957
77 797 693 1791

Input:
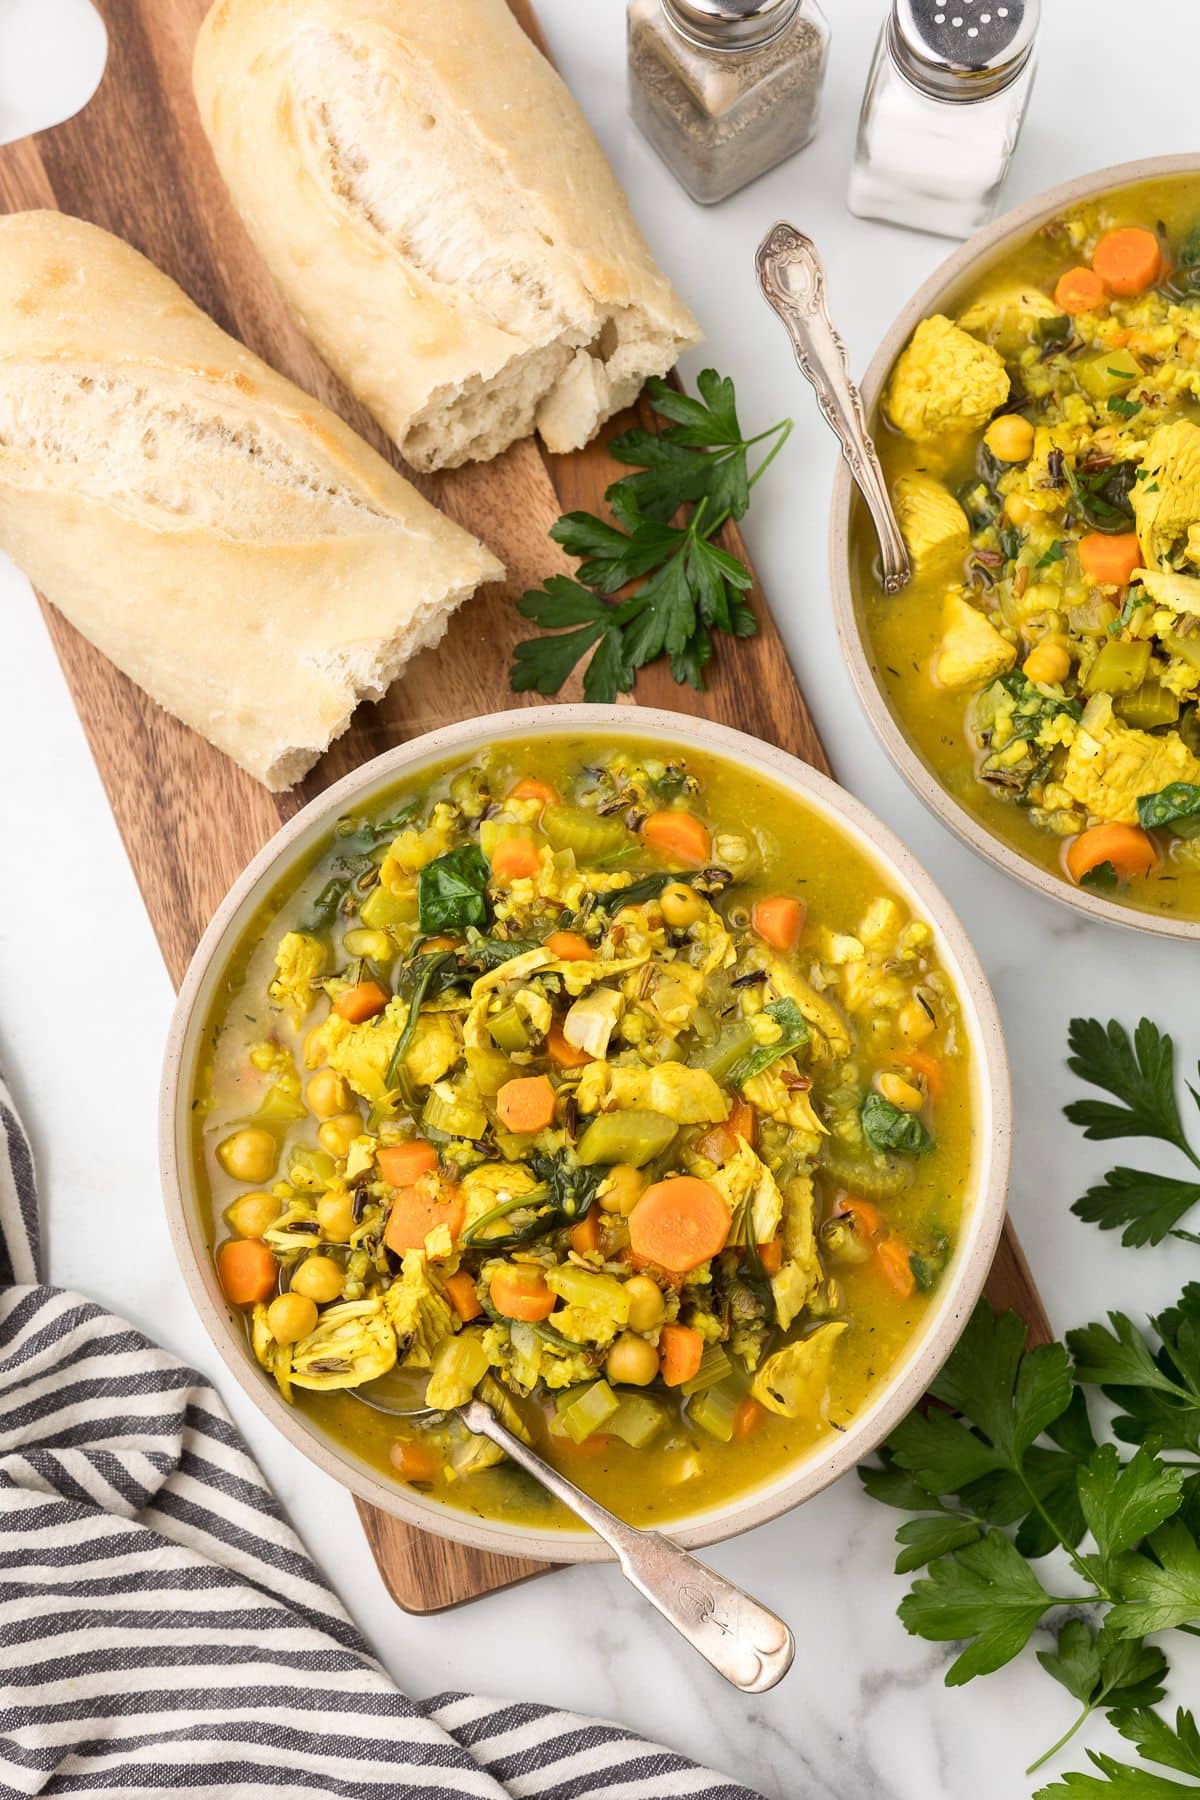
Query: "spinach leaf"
382 951 457 1092
599 867 732 910
418 846 491 933
726 999 809 1086
1137 782 1200 839
862 1091 935 1156
1081 860 1119 892
1034 313 1073 351
1069 460 1138 534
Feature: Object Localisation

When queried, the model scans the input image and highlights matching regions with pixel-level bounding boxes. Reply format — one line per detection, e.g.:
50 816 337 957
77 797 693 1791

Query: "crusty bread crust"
0 211 503 788
193 0 702 470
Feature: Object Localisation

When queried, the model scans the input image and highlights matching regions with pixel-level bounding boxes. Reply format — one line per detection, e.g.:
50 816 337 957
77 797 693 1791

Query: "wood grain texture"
2 0 1047 1611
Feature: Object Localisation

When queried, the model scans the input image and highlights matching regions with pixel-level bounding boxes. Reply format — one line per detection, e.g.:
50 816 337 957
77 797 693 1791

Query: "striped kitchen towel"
0 1072 763 1800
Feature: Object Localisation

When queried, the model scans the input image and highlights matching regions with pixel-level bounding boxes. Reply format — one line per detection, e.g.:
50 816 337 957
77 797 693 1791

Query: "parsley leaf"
898 1529 1061 1685
509 371 790 702
1108 396 1144 419
1066 1017 1200 1246
1108 1519 1200 1637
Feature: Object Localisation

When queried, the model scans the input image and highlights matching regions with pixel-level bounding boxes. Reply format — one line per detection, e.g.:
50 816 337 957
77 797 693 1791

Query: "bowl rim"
159 702 1011 1563
829 152 1200 942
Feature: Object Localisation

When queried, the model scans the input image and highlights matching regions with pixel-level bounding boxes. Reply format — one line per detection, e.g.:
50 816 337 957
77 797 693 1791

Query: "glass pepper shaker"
627 0 831 206
848 0 1039 240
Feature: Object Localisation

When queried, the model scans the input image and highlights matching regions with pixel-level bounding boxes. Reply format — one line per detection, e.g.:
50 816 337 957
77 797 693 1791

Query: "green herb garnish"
1038 540 1066 568
1066 1017 1200 1247
417 846 491 934
509 371 791 702
1107 395 1144 420
725 998 809 1086
1080 860 1120 892
861 1090 934 1155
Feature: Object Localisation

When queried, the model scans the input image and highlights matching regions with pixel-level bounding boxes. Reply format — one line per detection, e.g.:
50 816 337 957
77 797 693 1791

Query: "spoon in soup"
353 1376 795 1693
755 221 911 595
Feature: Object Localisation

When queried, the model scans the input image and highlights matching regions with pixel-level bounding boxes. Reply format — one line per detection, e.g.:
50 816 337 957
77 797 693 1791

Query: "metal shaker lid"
662 0 802 52
890 0 1039 100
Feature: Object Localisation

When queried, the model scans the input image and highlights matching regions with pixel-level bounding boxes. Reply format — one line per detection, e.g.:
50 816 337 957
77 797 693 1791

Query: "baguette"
193 0 702 471
0 212 503 789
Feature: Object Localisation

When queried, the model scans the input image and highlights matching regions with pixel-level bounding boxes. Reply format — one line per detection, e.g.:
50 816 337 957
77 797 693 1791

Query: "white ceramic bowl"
830 154 1200 940
160 704 1011 1562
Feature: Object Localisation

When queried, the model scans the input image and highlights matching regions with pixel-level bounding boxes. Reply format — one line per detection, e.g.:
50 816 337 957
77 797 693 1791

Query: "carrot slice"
1054 266 1107 314
508 777 559 805
334 980 391 1023
384 1178 466 1255
1092 227 1162 297
628 1176 731 1274
217 1238 277 1307
757 1236 784 1276
835 1195 885 1242
390 1438 439 1483
490 837 541 884
876 1238 917 1298
734 1397 763 1439
641 810 711 868
545 930 594 961
547 1020 592 1069
570 1211 602 1256
697 1100 756 1165
496 1074 557 1133
1078 531 1143 587
658 1322 704 1387
750 895 805 951
489 1266 556 1321
445 1270 483 1323
1066 822 1158 887
420 935 460 954
377 1139 438 1187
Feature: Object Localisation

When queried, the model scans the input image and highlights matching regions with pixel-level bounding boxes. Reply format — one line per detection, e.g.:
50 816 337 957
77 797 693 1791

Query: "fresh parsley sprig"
1066 1018 1200 1247
509 371 792 703
860 1017 1200 1792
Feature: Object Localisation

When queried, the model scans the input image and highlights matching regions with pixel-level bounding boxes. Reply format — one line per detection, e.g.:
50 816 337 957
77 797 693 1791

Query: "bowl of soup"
832 156 1200 937
161 705 1010 1562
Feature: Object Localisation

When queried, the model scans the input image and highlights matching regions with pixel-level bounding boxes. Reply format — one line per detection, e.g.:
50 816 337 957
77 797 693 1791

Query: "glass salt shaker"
627 0 831 206
848 0 1039 239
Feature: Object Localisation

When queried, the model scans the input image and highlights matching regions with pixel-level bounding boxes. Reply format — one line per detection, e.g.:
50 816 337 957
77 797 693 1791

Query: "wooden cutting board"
0 0 1051 1613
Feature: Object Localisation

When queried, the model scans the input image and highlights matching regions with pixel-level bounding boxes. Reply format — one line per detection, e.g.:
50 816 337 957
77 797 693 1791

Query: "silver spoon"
755 221 911 595
357 1384 794 1693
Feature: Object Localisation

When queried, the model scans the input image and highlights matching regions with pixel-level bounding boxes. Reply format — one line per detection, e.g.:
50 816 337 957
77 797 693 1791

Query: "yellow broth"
855 174 1200 923
192 736 973 1530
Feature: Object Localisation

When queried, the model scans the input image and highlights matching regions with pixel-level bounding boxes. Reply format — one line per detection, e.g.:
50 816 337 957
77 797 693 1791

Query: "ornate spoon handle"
460 1399 795 1693
755 221 911 595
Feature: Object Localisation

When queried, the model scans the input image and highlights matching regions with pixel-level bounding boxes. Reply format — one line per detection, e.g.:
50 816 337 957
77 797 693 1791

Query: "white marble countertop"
1 2 1198 1794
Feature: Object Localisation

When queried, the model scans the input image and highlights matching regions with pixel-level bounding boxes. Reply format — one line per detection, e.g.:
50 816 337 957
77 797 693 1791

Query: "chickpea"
266 1292 318 1345
623 1274 666 1332
290 1254 344 1304
660 882 704 929
600 1164 647 1216
226 1190 282 1238
1023 640 1071 685
317 1112 364 1159
898 1000 936 1044
984 413 1035 463
305 1069 352 1120
317 1190 357 1243
877 1071 925 1112
217 1127 278 1184
302 1023 329 1070
606 1331 659 1387
1004 492 1034 526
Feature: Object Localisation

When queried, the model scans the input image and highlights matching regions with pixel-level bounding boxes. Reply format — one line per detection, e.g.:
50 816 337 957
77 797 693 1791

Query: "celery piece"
465 1046 517 1097
680 1343 733 1397
1083 639 1151 696
288 1147 337 1190
541 804 632 862
695 1023 758 1082
607 1393 669 1450
1116 680 1181 729
494 1128 538 1161
488 1005 530 1053
422 1087 488 1140
1078 349 1140 399
688 1380 740 1443
361 885 418 929
576 1109 678 1168
559 1379 619 1444
545 1265 631 1323
1166 634 1200 674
